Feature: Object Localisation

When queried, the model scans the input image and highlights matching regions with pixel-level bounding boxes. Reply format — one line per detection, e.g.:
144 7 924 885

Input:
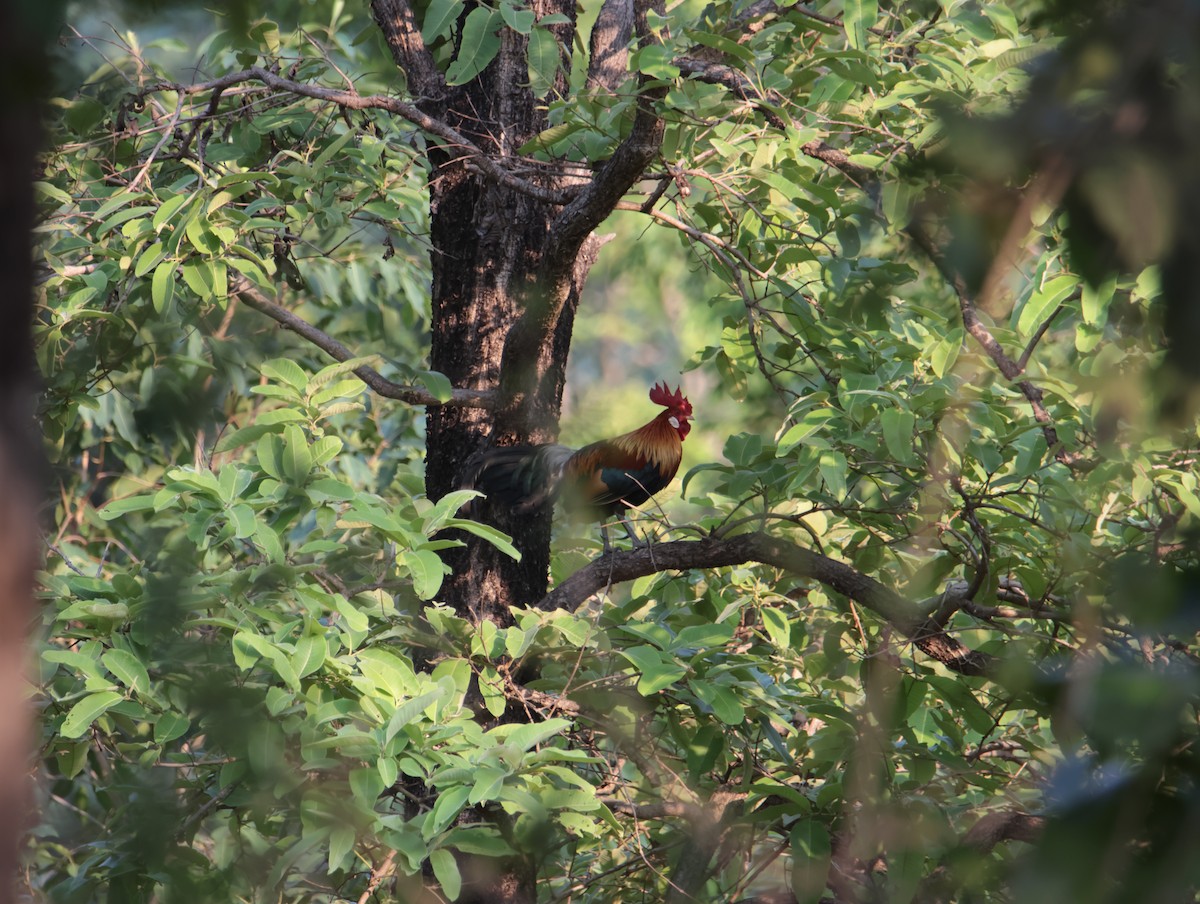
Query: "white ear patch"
669 416 680 428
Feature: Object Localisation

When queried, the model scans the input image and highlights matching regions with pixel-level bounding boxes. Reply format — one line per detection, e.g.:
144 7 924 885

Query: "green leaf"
926 675 995 736
930 329 963 378
440 518 520 560
421 0 462 43
778 410 836 455
479 665 506 717
1082 274 1116 325
505 718 571 752
102 649 150 695
152 193 190 230
790 819 832 904
154 711 190 744
98 494 157 519
499 2 534 34
424 785 470 839
151 261 176 313
1017 273 1076 336
468 765 508 804
401 549 448 600
281 425 313 482
528 27 561 96
762 607 791 648
689 680 745 725
292 634 326 678
880 408 916 465
843 0 877 50
60 691 124 739
445 7 502 85
385 687 447 743
429 848 462 901
419 370 454 403
262 358 309 392
328 826 356 873
620 645 686 695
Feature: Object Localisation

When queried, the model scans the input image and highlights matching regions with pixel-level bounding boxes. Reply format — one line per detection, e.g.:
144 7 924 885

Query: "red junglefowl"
466 383 693 549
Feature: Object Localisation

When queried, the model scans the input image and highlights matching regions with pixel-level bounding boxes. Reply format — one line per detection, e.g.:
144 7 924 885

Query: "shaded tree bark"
371 0 664 624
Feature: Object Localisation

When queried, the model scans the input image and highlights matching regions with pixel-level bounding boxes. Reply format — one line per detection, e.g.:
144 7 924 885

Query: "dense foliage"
32 0 1200 902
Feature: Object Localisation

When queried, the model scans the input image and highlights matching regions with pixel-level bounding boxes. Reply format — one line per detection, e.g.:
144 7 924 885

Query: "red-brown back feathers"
467 382 693 521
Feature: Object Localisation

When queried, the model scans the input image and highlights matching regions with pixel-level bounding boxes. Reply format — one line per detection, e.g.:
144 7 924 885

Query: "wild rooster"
466 383 693 549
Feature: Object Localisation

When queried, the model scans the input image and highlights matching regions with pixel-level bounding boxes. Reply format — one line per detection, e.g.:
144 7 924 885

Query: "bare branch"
1017 302 1068 372
139 67 572 206
535 533 994 676
232 279 496 409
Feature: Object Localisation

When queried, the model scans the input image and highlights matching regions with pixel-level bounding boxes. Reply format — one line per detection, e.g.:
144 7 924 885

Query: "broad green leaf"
421 0 462 43
620 645 686 695
424 785 471 839
528 27 561 96
60 691 124 739
262 358 309 392
778 410 837 455
292 634 326 678
151 261 176 313
440 518 520 560
429 848 463 901
880 408 916 465
328 826 356 873
154 711 190 744
504 717 571 752
445 7 502 85
101 649 150 695
385 688 447 743
1017 273 1076 336
401 549 448 600
843 0 876 50
790 819 832 904
762 607 791 648
499 2 534 33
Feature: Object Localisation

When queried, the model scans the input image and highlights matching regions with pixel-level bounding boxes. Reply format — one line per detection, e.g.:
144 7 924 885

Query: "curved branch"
233 279 496 409
535 533 994 676
140 67 572 206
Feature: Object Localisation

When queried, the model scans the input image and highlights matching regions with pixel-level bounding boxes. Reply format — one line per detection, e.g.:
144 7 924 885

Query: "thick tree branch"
536 533 994 676
498 0 668 409
919 810 1045 903
140 67 572 206
586 0 634 92
370 0 445 102
233 279 496 408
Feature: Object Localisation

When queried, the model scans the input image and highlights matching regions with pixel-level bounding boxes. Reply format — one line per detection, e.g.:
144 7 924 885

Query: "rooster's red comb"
649 382 692 416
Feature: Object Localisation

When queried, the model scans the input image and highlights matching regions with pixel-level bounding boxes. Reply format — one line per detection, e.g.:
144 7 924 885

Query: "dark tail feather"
461 445 570 514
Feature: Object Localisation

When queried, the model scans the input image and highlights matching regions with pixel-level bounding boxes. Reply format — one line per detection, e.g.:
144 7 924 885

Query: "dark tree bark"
371 0 663 625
